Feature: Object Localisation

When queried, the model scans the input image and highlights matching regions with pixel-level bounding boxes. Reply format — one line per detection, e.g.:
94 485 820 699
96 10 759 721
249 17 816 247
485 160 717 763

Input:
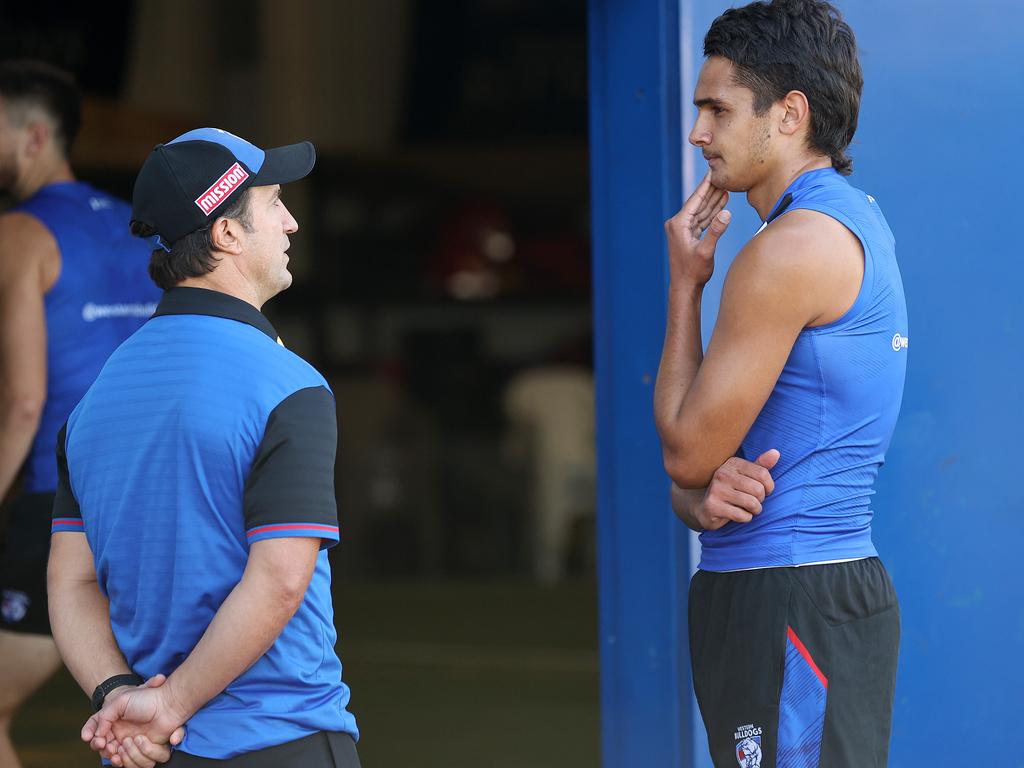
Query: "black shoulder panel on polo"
243 386 339 536
152 287 278 341
53 422 81 521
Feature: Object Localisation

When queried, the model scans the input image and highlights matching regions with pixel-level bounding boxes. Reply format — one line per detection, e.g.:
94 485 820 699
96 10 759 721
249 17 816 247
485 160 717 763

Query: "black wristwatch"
91 673 144 712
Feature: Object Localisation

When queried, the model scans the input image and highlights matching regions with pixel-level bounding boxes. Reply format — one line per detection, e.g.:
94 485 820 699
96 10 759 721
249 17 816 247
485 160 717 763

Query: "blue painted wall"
593 0 1024 765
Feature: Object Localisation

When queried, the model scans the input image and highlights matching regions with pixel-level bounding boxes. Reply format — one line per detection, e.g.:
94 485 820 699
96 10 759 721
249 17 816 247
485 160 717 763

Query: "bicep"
685 279 804 453
244 537 320 600
670 246 816 484
48 531 97 585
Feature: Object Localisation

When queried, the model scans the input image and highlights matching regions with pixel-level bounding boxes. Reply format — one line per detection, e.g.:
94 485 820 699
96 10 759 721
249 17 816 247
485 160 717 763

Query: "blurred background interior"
1 1 599 765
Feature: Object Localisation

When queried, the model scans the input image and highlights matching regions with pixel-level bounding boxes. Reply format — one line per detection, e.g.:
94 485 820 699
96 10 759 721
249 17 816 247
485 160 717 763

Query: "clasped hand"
81 674 187 768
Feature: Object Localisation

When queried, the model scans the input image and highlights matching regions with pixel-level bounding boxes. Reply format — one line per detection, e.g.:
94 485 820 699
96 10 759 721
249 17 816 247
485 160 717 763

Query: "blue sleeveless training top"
13 181 160 493
699 168 909 571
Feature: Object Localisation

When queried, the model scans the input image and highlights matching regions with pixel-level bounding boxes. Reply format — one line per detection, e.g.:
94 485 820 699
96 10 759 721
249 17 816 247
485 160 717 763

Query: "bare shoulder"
726 209 863 326
750 209 860 268
0 212 60 288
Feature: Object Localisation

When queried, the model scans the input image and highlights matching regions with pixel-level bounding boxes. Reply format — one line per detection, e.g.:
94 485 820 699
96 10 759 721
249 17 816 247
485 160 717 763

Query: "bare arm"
162 536 320 718
48 532 179 767
670 484 708 532
656 206 862 488
0 213 58 499
48 531 135 694
653 175 730 482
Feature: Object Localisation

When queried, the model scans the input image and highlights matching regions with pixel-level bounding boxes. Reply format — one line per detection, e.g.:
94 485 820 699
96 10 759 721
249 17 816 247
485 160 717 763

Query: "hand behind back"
82 674 187 767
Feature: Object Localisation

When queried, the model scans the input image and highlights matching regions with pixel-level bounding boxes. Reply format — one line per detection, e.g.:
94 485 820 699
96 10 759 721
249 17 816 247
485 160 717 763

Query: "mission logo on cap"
195 162 250 216
131 127 315 249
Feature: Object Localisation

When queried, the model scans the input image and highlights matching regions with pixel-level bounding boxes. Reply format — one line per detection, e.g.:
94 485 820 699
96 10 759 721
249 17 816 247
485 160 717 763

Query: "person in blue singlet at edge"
654 2 907 766
0 61 161 767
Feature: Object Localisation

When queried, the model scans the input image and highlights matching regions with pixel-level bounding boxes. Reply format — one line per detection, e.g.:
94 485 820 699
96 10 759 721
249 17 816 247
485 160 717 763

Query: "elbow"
268 574 311 616
662 444 714 490
247 539 319 618
275 585 308 616
3 392 44 426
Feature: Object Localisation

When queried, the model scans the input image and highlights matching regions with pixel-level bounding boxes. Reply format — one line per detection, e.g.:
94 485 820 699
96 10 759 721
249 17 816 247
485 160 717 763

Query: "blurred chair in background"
504 364 595 583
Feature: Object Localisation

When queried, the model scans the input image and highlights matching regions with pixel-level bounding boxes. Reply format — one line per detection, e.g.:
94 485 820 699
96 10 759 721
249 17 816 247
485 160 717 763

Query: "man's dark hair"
703 0 862 175
131 190 254 291
0 59 81 156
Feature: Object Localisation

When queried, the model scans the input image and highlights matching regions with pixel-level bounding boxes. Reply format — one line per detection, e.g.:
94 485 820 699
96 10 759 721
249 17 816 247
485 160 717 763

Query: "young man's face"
689 56 776 192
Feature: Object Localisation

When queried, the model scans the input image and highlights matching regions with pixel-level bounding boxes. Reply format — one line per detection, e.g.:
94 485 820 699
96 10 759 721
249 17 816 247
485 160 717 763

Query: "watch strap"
91 673 144 712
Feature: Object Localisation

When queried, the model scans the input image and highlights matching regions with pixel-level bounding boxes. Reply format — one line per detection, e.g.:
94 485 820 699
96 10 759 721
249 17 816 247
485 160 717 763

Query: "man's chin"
708 168 746 193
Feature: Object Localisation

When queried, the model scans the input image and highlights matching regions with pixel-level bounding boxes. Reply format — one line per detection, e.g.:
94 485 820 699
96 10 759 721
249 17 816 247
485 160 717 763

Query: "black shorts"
0 492 55 635
688 557 899 768
168 732 360 767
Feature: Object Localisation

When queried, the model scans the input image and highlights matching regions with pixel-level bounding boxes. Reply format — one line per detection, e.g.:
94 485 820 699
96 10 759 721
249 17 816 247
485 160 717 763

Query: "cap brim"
252 141 316 185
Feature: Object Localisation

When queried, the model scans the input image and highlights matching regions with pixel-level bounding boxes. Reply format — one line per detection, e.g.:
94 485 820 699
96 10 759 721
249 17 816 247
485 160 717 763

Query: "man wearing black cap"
47 128 361 767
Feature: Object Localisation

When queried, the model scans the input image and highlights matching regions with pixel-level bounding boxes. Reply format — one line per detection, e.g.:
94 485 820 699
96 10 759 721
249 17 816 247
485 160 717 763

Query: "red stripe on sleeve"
246 523 338 538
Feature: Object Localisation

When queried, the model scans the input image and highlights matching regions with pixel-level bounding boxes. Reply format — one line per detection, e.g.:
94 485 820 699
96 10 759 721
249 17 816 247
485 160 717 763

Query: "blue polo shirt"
53 287 358 758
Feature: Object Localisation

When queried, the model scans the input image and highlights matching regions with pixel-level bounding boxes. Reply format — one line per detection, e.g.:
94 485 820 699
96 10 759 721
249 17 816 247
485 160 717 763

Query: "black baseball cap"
131 127 315 250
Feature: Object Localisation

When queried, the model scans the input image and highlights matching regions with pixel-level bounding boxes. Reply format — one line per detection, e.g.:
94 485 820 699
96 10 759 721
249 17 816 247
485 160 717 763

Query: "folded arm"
655 210 857 488
670 450 780 532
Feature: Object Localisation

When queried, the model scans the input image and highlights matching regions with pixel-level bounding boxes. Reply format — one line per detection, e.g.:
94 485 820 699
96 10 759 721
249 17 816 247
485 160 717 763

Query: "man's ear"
210 216 244 255
778 89 811 138
23 120 52 158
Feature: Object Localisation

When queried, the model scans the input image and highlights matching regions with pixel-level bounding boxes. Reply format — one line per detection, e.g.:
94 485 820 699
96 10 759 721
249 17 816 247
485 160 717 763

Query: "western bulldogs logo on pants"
736 736 762 767
733 724 763 768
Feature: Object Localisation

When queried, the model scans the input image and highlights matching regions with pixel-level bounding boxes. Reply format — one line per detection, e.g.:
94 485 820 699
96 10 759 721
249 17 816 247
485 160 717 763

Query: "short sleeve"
52 422 85 533
243 386 340 548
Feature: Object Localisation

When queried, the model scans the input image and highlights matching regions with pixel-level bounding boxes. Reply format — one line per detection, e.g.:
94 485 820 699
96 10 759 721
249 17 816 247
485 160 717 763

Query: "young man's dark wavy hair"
704 0 862 175
0 59 81 157
130 189 253 291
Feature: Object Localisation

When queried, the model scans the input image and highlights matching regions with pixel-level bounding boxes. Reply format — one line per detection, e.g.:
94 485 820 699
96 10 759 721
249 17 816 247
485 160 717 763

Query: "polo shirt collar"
152 287 278 341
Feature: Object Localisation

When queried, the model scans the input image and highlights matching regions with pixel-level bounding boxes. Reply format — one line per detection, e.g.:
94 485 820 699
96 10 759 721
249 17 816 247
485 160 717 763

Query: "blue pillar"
589 1 698 766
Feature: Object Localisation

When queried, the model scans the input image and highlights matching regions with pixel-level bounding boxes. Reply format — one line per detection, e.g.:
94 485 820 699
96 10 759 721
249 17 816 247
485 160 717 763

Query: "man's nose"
281 204 298 234
689 123 710 147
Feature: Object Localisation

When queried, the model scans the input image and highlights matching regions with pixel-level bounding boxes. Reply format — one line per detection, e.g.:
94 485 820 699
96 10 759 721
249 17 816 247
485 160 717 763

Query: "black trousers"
167 732 361 767
689 557 900 768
